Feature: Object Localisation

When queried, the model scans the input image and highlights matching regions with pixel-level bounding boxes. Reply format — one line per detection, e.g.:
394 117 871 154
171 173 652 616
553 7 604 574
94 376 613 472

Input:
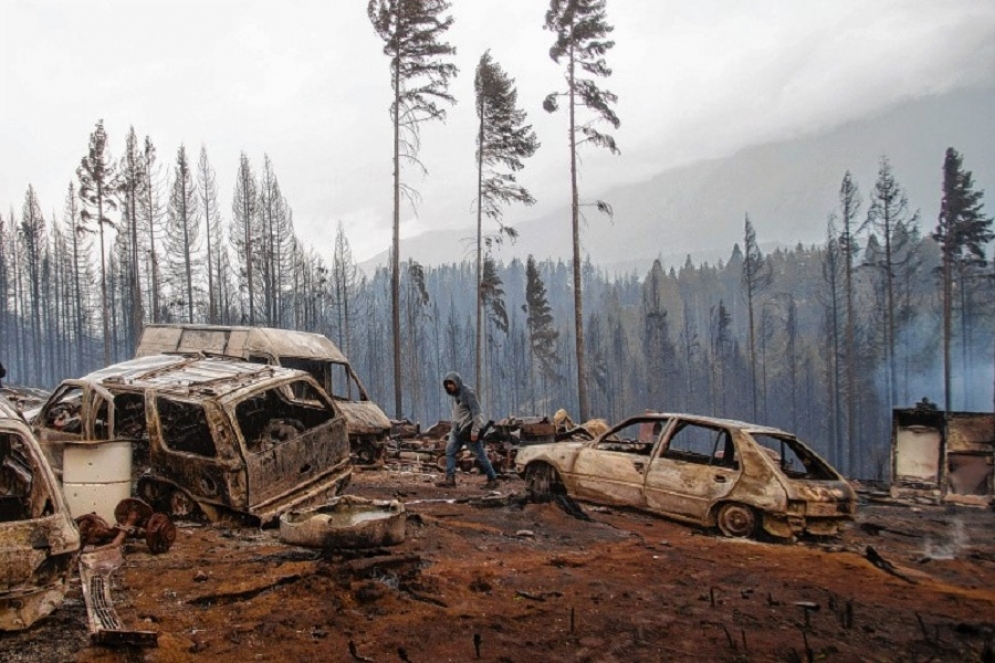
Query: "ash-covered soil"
2 470 994 663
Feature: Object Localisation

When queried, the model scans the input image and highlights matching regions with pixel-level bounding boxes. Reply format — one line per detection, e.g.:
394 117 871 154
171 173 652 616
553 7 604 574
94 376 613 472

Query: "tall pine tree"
76 120 119 365
473 51 539 392
544 0 620 420
368 0 458 418
933 147 993 412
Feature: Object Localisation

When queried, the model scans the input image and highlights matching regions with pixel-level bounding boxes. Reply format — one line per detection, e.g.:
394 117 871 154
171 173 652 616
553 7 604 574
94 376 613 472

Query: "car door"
151 394 245 509
644 419 740 521
233 378 348 509
570 418 666 508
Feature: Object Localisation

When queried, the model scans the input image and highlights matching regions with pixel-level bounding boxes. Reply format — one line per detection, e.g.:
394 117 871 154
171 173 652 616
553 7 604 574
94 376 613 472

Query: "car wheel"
525 462 562 503
716 502 757 538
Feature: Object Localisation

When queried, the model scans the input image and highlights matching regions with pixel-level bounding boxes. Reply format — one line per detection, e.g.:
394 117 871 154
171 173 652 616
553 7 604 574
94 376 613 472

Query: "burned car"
135 323 391 466
0 396 81 630
516 412 856 539
33 355 352 525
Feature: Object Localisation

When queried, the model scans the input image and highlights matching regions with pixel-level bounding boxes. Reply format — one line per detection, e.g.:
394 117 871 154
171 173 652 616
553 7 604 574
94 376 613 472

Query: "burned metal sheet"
79 545 158 647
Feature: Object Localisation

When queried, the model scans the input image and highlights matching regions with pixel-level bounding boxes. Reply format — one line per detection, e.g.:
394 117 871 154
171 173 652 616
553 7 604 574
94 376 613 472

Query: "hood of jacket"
443 371 464 397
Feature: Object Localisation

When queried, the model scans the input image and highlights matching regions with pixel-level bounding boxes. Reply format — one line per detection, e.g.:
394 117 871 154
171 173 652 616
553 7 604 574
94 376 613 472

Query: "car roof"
137 324 349 363
74 354 309 401
623 411 793 437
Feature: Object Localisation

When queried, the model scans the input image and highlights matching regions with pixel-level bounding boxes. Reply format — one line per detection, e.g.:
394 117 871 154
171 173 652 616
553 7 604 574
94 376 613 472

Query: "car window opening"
158 398 217 458
598 419 669 456
0 432 46 521
664 422 739 470
236 381 334 454
44 386 83 434
751 434 836 480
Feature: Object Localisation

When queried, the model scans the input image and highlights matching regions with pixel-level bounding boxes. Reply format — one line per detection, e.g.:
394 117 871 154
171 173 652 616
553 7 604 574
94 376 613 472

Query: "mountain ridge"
359 86 995 275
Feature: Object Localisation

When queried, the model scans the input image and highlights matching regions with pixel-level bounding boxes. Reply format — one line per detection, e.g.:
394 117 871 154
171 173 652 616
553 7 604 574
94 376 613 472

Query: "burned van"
136 324 390 466
0 396 81 630
32 355 352 525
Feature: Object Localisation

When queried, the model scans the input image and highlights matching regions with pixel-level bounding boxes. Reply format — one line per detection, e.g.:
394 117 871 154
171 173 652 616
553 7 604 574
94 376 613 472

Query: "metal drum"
62 441 132 521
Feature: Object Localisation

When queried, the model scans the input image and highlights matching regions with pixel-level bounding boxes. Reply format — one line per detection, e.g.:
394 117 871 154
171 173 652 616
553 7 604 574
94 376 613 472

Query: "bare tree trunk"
475 102 484 394
391 61 403 419
942 250 952 414
568 46 588 421
97 186 110 366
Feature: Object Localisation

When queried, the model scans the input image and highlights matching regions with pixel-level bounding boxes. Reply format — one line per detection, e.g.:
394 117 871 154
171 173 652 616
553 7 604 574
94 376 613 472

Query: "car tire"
716 502 757 538
525 462 562 503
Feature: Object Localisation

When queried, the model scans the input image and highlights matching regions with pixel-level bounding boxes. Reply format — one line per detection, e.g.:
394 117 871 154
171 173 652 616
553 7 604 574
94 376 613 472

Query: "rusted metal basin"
279 495 406 549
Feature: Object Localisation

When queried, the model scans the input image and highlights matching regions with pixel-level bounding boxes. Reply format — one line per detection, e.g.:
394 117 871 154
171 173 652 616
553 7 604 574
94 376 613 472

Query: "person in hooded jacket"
436 371 499 489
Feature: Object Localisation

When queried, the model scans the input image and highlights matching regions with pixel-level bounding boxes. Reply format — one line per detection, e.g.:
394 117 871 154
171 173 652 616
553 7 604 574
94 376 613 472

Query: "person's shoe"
435 475 456 488
483 478 500 490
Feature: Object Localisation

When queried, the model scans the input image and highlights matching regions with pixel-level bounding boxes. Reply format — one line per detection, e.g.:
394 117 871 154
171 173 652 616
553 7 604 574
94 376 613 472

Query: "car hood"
337 401 391 436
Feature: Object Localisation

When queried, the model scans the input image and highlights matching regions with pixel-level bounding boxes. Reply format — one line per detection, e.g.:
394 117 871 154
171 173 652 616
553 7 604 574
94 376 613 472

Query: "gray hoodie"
443 371 485 437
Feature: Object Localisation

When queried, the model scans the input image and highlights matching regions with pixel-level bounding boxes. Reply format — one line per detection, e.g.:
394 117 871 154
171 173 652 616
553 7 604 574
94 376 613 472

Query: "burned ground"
2 471 994 663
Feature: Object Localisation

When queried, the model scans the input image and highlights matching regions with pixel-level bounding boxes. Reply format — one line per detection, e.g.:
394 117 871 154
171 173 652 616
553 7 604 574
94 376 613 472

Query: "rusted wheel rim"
145 513 177 554
114 498 154 527
75 513 112 546
717 503 756 538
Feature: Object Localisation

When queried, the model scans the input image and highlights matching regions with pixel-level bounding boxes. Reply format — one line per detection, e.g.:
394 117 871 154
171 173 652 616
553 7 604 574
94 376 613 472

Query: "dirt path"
3 470 994 662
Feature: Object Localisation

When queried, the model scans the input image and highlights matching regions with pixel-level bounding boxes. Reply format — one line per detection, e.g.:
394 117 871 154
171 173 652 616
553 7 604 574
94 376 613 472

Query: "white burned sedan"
516 412 856 539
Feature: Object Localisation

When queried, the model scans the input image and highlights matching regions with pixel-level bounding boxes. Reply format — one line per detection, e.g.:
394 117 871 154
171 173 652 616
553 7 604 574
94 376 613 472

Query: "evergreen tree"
368 0 458 418
198 146 224 324
119 127 145 351
164 145 201 323
230 153 259 324
0 212 9 364
678 300 700 413
709 300 733 415
835 172 861 471
641 260 675 411
19 186 45 382
76 119 119 365
525 256 560 413
332 222 362 360
138 136 165 323
474 51 540 391
741 215 773 421
932 147 994 412
544 0 620 420
257 155 293 326
820 220 845 466
860 156 919 410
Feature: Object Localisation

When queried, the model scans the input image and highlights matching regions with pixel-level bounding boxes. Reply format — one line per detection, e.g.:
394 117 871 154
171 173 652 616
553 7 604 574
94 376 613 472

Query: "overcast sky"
2 0 994 262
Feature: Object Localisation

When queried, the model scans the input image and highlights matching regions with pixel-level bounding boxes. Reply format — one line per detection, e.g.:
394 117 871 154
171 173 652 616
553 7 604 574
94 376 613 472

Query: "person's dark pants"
445 429 497 481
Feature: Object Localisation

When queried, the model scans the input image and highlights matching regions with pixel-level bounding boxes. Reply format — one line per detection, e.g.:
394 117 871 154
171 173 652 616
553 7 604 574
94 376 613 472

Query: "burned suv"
33 355 352 525
136 324 391 466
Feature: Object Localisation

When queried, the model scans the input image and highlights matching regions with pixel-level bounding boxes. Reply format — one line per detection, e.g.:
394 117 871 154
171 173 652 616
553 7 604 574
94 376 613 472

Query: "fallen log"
865 546 917 584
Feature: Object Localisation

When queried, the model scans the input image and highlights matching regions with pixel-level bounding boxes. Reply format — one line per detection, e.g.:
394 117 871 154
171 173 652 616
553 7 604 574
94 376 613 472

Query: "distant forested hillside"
1 109 992 482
